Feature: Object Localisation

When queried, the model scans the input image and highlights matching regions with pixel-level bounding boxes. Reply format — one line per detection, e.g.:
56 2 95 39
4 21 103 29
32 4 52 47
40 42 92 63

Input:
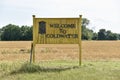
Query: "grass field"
0 41 120 80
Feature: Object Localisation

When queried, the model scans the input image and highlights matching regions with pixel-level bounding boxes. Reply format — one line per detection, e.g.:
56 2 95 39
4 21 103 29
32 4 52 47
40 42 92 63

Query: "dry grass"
82 41 120 61
0 41 120 61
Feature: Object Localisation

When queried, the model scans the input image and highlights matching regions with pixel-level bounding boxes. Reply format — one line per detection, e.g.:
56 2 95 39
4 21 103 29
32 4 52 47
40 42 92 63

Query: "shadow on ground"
10 63 80 74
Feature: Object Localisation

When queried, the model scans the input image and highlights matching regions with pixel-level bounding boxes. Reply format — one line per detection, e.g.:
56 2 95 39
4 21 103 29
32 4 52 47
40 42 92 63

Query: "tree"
98 29 106 40
108 33 119 40
92 33 98 40
20 26 33 40
119 34 120 40
98 29 119 40
82 18 94 40
82 18 89 27
0 28 2 40
106 30 112 40
1 24 21 41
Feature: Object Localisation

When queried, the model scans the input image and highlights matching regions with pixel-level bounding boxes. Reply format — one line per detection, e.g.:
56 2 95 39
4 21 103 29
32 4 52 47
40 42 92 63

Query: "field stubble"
0 41 120 80
0 41 120 61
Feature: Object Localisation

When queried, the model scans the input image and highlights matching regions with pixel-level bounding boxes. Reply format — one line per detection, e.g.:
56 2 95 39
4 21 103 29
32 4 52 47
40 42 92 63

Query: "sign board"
31 15 82 65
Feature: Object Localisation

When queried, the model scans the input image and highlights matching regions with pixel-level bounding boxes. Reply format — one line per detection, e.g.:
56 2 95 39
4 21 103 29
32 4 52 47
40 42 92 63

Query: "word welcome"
50 24 76 28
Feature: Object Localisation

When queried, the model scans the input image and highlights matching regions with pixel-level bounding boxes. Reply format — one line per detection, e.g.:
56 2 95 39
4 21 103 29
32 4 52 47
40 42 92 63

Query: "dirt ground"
0 41 120 61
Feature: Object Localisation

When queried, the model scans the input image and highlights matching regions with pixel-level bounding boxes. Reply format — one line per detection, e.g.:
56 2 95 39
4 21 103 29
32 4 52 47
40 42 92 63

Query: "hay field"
0 41 120 80
0 41 120 61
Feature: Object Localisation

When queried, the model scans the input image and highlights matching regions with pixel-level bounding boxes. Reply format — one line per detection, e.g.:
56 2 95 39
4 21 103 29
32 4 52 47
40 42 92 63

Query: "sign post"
32 15 36 63
31 15 82 65
78 15 82 66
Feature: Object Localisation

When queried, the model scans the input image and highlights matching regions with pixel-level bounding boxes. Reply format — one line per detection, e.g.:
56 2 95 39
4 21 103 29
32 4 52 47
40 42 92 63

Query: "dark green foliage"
107 33 119 40
20 26 33 40
98 29 119 40
119 34 120 39
98 29 106 40
92 33 98 40
0 28 2 40
1 24 21 41
0 24 32 41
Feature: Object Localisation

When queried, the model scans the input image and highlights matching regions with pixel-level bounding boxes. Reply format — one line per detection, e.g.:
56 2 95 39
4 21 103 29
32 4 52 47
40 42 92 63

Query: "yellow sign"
33 17 81 44
31 15 82 65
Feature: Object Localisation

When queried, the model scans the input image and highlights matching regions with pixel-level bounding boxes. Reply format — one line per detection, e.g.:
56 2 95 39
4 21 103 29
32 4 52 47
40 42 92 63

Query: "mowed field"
0 41 120 61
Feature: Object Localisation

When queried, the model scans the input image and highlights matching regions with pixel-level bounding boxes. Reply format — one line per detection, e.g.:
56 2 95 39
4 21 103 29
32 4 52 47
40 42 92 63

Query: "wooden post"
32 44 35 63
32 15 36 63
78 15 82 66
30 42 33 63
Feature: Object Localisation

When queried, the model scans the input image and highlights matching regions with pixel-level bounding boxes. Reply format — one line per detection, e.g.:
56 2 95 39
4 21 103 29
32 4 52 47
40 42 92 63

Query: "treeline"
0 24 32 41
83 28 120 40
82 18 120 40
0 18 120 41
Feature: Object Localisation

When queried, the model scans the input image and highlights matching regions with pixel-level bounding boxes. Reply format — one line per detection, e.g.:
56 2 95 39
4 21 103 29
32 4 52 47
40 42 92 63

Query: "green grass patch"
0 60 120 80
